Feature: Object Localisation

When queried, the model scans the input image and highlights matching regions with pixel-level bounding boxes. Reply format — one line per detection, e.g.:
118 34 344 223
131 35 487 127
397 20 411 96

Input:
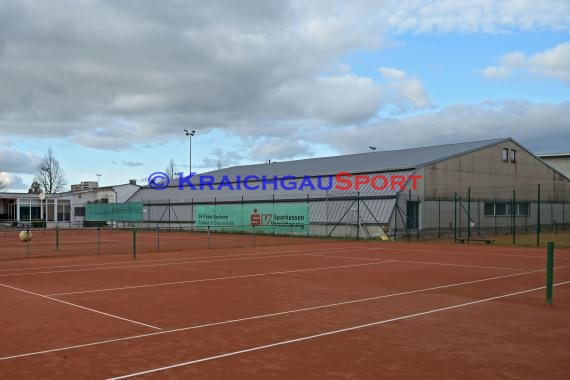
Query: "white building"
539 153 570 179
0 181 139 228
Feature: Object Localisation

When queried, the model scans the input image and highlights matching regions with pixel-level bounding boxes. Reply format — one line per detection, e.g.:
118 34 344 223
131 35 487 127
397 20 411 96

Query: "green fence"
195 203 309 234
86 202 144 222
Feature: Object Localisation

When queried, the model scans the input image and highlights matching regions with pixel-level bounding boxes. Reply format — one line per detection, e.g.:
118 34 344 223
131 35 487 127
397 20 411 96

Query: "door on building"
406 201 419 230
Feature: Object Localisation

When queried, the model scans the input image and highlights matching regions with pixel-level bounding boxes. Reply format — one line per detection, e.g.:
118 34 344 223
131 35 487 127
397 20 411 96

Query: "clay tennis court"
0 234 569 379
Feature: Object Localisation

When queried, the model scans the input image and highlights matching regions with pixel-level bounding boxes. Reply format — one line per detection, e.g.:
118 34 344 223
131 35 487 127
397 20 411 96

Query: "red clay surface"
0 237 569 379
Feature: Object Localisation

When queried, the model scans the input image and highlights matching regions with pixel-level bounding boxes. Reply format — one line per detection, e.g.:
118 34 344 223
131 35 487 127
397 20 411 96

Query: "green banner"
85 202 143 221
195 203 309 233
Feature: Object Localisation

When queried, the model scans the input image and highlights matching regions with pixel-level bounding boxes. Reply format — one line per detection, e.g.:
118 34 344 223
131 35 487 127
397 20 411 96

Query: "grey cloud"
247 138 316 161
0 1 568 157
112 160 144 167
121 161 144 167
197 148 244 170
0 148 42 174
0 172 27 191
0 0 383 151
481 42 570 84
319 101 570 154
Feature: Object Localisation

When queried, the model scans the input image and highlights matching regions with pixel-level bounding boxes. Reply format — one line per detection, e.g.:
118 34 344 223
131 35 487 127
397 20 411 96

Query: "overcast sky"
0 0 569 191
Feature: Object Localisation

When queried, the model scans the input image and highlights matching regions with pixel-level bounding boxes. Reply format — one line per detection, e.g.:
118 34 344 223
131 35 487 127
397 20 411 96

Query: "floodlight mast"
184 129 196 173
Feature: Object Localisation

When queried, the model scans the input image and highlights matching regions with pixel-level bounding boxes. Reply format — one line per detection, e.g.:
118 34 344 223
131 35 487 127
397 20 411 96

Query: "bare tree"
165 158 177 179
34 148 67 193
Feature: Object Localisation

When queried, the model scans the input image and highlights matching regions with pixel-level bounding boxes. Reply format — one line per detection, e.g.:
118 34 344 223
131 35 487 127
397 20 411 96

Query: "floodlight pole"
184 129 196 173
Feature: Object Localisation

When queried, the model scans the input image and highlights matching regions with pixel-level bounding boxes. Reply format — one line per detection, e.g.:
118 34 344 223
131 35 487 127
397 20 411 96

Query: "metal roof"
538 153 570 158
142 137 508 190
196 138 507 178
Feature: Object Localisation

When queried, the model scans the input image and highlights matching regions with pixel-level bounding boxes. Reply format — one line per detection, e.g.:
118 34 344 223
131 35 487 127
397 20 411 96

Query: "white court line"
108 280 570 380
47 260 396 296
1 265 567 362
47 257 525 297
0 283 161 331
0 246 343 273
0 251 341 278
309 253 522 271
364 245 570 261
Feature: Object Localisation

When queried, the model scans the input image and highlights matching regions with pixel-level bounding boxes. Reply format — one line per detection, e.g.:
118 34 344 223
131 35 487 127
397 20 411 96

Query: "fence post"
56 226 60 253
537 184 541 247
512 190 516 246
551 201 554 232
307 194 310 237
394 193 398 241
438 197 441 239
132 229 137 260
453 192 457 241
97 226 101 255
467 188 471 243
156 226 160 253
408 190 412 242
546 241 554 305
356 192 360 240
493 198 497 236
477 198 480 234
416 195 420 241
459 196 462 238
207 225 211 249
563 202 565 231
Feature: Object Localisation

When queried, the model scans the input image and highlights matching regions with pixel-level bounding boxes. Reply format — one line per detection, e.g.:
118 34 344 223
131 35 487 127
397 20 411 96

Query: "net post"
252 225 256 247
26 226 30 259
56 226 60 253
97 226 101 255
546 241 554 305
132 229 137 260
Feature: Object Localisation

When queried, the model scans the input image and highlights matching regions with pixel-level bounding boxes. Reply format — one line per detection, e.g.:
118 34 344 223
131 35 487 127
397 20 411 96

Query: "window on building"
484 203 495 216
57 200 71 222
502 148 509 162
47 200 55 221
484 202 530 216
74 207 85 217
19 206 41 221
510 149 517 163
495 202 507 216
517 202 530 216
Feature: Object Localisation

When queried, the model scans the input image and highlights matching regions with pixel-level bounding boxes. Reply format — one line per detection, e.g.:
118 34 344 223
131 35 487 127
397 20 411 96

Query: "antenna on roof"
369 146 377 152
